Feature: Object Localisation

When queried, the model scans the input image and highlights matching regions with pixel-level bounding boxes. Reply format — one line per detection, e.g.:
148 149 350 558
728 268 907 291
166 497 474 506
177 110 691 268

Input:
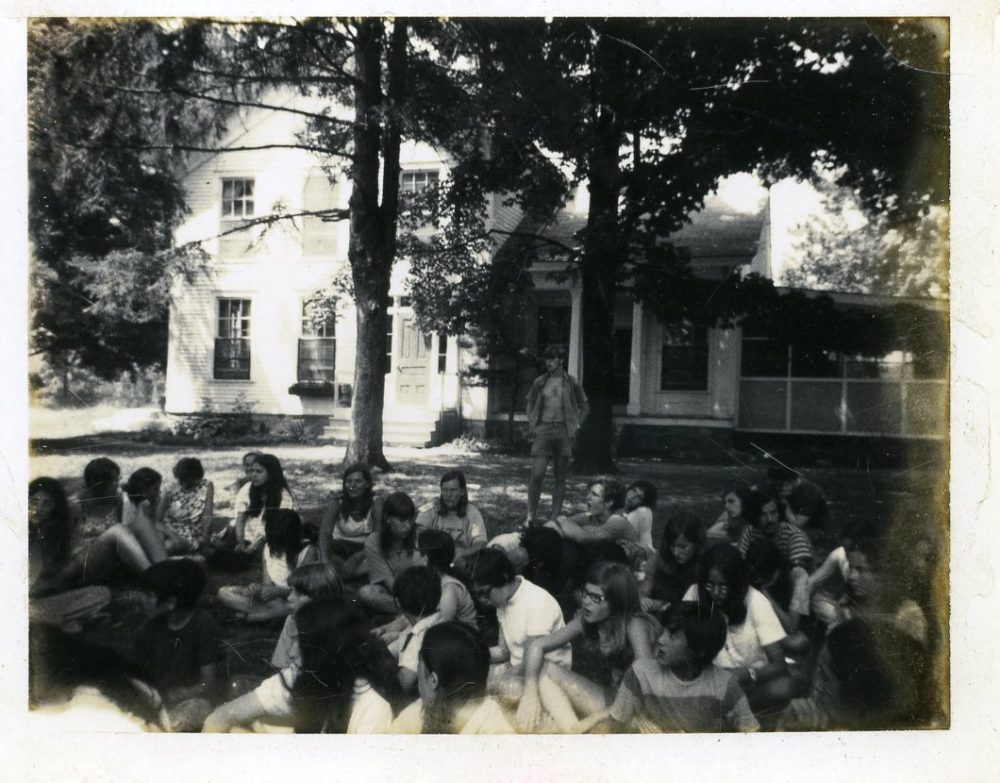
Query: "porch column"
627 301 644 416
568 284 583 379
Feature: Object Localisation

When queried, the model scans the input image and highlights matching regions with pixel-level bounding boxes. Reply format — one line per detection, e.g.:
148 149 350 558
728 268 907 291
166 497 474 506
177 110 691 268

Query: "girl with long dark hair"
641 511 706 614
203 599 400 733
233 454 294 552
390 621 515 734
359 492 422 616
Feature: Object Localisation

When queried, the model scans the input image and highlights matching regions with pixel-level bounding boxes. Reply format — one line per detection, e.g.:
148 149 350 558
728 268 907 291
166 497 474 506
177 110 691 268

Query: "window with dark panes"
401 170 439 193
660 322 709 391
437 334 447 374
790 347 841 378
613 327 632 404
222 178 254 219
385 298 395 375
740 322 788 378
298 300 335 382
215 299 251 379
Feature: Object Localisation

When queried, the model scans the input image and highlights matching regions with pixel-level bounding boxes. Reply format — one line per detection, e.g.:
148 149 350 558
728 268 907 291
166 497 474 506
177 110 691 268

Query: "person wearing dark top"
132 559 221 731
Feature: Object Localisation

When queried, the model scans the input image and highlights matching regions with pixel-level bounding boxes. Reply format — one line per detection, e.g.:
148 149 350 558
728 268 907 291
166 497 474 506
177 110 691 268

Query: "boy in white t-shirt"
467 548 570 703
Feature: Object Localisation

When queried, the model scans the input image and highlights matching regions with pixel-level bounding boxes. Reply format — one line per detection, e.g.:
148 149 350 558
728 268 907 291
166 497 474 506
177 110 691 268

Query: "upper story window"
222 178 255 220
660 321 709 391
220 177 255 257
401 170 439 194
215 298 251 380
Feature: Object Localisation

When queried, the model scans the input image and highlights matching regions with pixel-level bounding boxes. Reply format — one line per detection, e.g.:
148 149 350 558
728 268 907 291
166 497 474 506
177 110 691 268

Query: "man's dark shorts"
531 422 573 458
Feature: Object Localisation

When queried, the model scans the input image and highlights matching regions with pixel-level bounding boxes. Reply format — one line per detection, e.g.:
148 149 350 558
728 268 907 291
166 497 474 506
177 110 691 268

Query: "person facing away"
390 621 516 734
575 601 759 734
203 599 401 734
389 565 445 694
525 345 589 525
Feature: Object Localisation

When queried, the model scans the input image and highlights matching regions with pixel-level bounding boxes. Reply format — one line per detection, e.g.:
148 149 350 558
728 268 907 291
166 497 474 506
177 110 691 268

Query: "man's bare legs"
527 455 551 522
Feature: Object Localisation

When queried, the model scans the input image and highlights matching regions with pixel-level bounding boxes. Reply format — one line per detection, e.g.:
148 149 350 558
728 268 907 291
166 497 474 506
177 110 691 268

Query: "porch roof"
514 196 765 261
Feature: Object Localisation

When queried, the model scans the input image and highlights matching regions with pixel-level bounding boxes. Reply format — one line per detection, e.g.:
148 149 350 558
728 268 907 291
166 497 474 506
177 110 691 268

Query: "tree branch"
119 84 355 129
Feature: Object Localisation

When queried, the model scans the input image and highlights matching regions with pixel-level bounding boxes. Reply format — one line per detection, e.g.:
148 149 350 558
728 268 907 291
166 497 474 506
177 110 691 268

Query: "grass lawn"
30 435 948 700
29 438 945 543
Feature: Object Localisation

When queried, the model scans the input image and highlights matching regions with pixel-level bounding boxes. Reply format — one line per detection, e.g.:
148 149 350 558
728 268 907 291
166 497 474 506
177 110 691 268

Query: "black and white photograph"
4 4 997 780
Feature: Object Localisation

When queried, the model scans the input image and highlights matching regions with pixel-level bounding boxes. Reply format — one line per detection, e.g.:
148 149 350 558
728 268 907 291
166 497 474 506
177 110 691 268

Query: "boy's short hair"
468 547 516 588
288 562 343 600
662 601 728 671
383 491 417 521
393 565 442 617
542 345 565 361
140 559 206 609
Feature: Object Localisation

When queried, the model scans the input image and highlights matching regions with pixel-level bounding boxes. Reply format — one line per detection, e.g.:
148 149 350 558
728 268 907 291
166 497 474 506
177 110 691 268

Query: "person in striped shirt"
571 601 758 733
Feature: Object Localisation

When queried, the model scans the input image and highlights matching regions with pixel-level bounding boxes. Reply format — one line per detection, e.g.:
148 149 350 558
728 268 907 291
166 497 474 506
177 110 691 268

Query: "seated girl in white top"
683 544 797 718
204 599 402 733
231 454 294 552
217 509 318 623
319 463 384 577
390 621 515 734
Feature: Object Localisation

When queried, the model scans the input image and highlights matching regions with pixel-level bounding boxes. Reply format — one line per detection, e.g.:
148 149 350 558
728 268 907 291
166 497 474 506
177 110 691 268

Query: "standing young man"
525 346 590 525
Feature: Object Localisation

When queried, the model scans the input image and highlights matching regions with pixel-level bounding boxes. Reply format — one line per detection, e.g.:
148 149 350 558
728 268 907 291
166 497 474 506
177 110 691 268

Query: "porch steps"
319 410 457 448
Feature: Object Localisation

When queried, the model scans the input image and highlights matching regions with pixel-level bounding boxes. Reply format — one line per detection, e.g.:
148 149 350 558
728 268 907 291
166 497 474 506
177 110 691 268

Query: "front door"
395 311 430 405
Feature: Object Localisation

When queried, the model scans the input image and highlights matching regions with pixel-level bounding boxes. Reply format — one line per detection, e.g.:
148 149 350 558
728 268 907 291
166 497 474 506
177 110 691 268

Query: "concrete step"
320 419 441 448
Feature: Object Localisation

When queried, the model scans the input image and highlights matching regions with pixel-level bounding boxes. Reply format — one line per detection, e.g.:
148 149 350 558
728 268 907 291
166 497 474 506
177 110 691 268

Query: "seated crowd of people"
27 452 941 733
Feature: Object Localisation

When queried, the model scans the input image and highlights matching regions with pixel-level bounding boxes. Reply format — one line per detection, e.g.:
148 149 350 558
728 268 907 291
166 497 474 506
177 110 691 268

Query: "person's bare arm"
517 619 582 731
546 516 607 543
200 481 215 541
202 690 267 733
318 497 340 562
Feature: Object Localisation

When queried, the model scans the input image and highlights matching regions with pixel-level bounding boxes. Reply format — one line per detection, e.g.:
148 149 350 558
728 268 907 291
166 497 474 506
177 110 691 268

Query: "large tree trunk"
344 19 392 471
572 70 622 474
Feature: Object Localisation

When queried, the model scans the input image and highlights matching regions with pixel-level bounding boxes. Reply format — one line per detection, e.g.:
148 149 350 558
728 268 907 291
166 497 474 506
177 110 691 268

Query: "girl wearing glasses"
516 561 659 732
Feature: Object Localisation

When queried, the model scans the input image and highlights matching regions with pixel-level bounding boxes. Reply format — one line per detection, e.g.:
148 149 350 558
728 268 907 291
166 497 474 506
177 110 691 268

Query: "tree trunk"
344 19 392 471
572 53 622 474
507 351 521 447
